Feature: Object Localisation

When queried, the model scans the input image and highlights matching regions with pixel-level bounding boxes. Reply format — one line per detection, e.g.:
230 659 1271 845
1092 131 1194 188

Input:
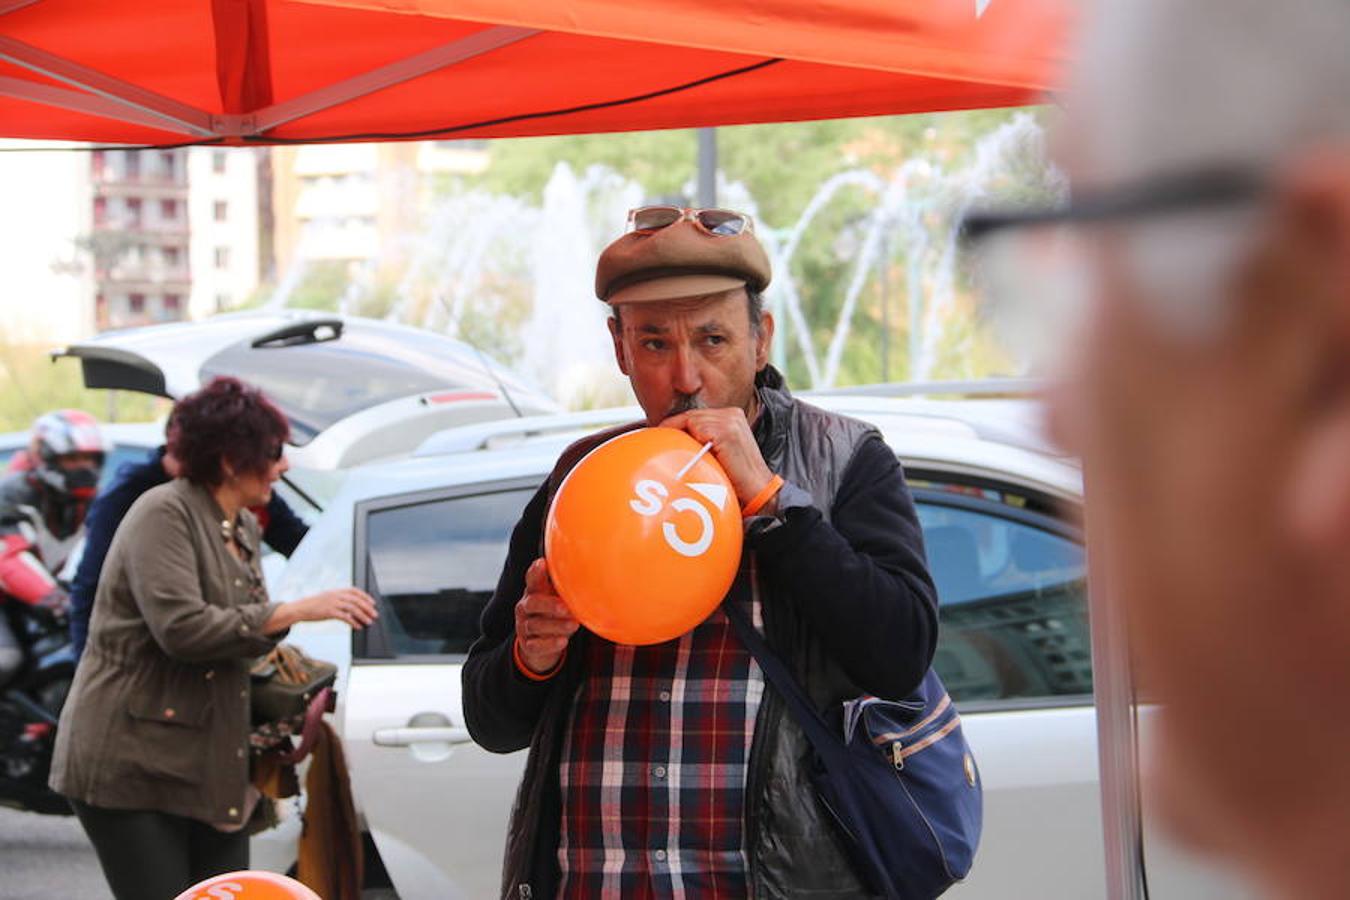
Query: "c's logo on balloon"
629 478 726 558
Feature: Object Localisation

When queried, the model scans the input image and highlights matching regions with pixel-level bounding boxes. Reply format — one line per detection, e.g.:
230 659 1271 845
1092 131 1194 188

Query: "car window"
199 324 537 446
362 487 535 657
915 488 1090 705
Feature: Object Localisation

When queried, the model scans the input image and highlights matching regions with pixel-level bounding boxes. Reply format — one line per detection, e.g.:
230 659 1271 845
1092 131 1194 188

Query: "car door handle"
372 726 474 747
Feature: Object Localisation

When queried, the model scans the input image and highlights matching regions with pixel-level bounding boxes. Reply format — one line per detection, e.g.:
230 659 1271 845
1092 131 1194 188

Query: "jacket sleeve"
123 498 283 664
69 464 156 658
461 483 563 753
261 493 309 558
749 433 939 700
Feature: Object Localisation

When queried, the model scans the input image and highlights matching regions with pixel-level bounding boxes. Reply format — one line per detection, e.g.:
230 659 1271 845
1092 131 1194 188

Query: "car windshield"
199 324 535 446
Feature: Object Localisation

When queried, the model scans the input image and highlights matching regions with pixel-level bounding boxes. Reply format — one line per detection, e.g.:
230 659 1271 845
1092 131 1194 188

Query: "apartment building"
89 147 192 331
187 147 263 319
271 140 488 275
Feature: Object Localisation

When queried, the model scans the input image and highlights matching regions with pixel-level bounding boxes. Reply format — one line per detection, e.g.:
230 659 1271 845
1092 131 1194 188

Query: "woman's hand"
265 587 378 634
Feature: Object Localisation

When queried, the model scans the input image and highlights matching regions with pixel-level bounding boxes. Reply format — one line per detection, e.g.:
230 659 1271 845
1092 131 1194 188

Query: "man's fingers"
523 593 574 618
660 412 690 431
524 558 556 594
521 616 579 639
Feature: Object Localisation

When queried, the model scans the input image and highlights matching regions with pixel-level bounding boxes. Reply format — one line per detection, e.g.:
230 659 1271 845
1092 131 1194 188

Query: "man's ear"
607 313 630 376
1279 148 1350 551
754 310 775 372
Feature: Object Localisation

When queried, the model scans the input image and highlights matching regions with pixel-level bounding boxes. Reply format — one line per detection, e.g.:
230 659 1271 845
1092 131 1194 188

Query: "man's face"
1049 164 1350 862
54 451 101 473
607 288 772 425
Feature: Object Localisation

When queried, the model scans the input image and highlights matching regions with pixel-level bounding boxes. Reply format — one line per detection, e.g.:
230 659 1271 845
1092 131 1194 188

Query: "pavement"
0 805 110 900
0 805 398 899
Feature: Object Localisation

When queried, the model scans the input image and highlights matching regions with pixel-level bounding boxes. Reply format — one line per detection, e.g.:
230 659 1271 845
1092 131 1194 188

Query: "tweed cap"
595 218 772 305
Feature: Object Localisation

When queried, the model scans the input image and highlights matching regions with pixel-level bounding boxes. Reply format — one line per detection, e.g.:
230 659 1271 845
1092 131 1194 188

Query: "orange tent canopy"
0 0 1069 145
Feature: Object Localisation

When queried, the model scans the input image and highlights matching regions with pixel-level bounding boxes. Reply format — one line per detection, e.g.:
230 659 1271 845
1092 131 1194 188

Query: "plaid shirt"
557 584 764 899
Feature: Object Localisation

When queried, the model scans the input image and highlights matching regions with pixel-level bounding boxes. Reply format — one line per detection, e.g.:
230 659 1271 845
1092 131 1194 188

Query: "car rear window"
200 324 534 446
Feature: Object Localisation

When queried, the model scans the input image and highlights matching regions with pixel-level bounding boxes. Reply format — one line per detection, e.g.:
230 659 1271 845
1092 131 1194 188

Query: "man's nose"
671 345 703 395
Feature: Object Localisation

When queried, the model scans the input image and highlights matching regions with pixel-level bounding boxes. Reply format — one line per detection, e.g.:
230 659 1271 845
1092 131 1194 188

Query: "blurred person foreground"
966 0 1350 897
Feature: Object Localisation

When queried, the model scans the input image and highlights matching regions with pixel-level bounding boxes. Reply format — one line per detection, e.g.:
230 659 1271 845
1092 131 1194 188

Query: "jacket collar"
751 365 794 471
174 478 257 559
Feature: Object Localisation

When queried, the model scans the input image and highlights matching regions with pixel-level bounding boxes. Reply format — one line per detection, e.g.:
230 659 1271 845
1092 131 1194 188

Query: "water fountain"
265 112 1061 406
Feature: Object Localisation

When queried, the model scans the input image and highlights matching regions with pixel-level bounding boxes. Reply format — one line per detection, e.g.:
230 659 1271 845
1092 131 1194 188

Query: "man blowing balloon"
462 206 939 898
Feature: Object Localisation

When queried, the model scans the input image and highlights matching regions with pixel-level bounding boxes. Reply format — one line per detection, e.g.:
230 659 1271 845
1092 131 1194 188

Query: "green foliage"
0 340 164 432
483 132 695 203
468 108 1054 390
286 261 349 311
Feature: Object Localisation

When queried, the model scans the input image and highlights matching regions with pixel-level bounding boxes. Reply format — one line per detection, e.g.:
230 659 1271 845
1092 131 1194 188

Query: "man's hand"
661 408 776 509
514 559 579 676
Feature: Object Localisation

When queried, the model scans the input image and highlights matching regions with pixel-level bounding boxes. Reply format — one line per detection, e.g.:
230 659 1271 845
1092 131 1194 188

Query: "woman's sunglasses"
625 205 755 237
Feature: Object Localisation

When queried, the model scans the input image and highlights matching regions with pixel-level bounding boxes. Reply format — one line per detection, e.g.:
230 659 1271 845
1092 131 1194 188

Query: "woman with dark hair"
49 376 377 900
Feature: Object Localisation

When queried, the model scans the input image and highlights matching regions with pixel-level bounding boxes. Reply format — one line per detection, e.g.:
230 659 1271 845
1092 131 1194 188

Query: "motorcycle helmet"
30 409 108 510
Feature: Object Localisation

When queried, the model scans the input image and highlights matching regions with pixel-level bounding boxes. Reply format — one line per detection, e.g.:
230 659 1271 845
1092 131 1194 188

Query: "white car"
55 309 561 473
272 394 1115 899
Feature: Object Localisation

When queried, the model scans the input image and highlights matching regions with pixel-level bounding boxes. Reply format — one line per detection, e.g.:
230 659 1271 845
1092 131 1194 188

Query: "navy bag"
724 602 982 900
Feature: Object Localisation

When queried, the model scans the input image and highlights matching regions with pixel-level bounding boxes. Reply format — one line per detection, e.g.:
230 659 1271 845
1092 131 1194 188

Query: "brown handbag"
249 644 337 754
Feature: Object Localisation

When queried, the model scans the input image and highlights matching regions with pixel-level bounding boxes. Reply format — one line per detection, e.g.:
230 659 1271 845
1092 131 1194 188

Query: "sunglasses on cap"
625 206 755 237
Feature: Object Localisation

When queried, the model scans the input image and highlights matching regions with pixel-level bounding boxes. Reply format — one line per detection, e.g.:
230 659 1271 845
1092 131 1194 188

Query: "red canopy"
0 0 1069 145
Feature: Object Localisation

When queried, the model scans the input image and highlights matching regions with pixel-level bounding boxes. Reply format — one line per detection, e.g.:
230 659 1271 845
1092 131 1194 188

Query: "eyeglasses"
959 165 1267 365
268 442 285 462
961 166 1264 243
625 206 755 237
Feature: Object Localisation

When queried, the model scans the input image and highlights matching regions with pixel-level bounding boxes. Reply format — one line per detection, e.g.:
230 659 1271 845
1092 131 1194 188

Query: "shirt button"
240 690 248 699
659 690 671 702
654 850 667 862
204 669 215 680
234 578 243 587
653 766 666 779
163 707 175 719
237 748 246 759
228 807 238 818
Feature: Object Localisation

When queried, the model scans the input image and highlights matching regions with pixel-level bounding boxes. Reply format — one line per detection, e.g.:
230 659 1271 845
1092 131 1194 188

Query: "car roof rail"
251 318 344 349
414 406 643 457
808 378 1042 399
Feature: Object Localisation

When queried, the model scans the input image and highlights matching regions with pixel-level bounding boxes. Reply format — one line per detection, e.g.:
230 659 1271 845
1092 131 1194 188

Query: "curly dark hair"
166 376 289 487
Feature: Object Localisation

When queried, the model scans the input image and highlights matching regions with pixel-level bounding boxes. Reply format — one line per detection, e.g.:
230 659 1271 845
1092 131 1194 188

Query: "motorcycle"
0 600 75 816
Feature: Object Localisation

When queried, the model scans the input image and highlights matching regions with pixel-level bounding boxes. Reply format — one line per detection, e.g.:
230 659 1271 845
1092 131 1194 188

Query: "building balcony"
95 269 192 291
91 217 190 238
91 175 189 199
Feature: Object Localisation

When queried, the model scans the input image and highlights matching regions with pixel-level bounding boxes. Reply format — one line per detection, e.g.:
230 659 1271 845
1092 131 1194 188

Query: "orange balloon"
545 427 743 645
173 871 322 900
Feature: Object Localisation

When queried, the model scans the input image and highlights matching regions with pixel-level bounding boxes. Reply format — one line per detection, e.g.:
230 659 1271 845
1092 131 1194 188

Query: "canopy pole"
0 35 217 137
1086 474 1148 900
697 127 717 207
0 76 200 134
0 1 41 15
249 25 539 135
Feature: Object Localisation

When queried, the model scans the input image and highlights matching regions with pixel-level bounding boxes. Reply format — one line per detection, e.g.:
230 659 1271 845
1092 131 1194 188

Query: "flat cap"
595 219 772 305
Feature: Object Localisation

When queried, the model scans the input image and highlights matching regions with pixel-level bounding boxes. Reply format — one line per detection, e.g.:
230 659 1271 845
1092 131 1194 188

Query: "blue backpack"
724 601 983 899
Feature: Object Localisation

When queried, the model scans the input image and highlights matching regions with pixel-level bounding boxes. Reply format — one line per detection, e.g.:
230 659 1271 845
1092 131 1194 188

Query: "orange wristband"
513 636 565 681
741 474 785 517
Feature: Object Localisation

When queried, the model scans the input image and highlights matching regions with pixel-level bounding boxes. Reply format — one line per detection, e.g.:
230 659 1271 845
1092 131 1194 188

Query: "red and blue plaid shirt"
556 588 764 899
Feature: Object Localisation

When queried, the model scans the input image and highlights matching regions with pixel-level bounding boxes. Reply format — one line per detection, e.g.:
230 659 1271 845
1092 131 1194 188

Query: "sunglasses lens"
695 209 748 236
630 206 683 233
